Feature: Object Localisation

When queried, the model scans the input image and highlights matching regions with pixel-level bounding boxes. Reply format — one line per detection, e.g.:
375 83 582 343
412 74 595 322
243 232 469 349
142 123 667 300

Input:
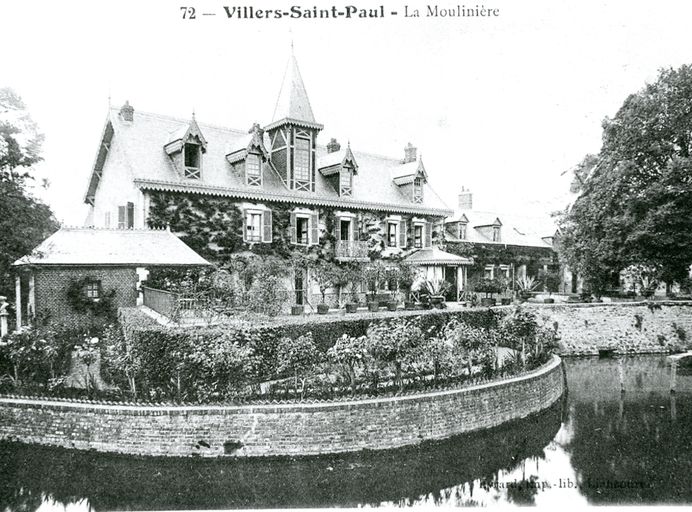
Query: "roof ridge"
110 107 248 136
59 225 169 232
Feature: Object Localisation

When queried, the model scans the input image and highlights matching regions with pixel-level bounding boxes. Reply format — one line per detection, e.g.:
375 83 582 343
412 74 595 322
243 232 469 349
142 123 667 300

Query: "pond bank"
0 355 563 458
528 301 692 356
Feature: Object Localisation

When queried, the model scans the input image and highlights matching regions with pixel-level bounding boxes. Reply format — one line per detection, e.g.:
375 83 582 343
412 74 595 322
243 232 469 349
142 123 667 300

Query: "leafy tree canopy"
558 65 692 292
0 88 58 300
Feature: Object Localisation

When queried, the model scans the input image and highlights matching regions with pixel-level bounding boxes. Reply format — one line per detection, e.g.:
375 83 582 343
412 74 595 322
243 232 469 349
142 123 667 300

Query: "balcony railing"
335 240 369 261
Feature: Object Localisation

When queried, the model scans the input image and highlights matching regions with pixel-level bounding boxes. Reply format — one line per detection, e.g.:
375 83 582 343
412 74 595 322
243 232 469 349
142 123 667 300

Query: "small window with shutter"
387 222 398 247
414 224 423 248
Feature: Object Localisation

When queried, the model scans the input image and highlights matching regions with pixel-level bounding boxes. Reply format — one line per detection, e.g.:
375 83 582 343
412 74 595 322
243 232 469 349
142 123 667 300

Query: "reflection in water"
0 355 691 510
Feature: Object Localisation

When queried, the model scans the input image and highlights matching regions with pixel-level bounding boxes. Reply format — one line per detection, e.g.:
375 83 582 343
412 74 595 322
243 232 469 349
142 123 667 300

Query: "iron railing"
335 240 369 260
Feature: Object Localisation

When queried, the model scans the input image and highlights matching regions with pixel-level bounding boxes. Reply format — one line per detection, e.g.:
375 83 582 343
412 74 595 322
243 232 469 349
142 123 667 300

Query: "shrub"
367 318 423 390
277 333 322 397
327 334 368 390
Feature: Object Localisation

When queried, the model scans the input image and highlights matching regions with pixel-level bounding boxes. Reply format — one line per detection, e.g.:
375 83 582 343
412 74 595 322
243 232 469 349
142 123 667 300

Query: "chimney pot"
327 138 341 154
404 142 417 163
120 100 134 122
458 188 473 210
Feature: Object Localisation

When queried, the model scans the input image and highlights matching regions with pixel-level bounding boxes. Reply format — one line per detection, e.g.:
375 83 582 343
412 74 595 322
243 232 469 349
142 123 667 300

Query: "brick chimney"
327 138 341 154
458 187 473 210
120 100 134 122
403 142 417 163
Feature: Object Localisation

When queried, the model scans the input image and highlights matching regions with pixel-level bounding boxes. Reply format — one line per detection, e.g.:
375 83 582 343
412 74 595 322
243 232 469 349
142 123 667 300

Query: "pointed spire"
272 50 316 124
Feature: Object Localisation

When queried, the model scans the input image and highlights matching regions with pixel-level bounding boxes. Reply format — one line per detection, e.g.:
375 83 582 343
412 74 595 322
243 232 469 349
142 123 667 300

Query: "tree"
558 66 692 292
0 88 58 301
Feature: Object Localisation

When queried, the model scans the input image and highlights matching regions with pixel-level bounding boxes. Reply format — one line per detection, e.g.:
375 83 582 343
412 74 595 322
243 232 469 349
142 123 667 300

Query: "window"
184 143 201 179
294 137 310 182
246 153 261 186
413 177 423 203
339 168 352 196
414 224 423 248
296 217 309 245
484 265 494 279
387 222 398 247
245 212 262 242
492 226 501 242
340 219 351 241
83 280 101 300
117 202 134 230
459 223 467 240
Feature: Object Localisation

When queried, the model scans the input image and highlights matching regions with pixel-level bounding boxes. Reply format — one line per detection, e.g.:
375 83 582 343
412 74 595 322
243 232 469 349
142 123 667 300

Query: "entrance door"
444 266 457 302
294 268 307 305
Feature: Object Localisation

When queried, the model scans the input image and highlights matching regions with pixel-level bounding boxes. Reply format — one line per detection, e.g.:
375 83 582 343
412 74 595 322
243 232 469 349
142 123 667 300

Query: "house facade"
444 188 562 296
82 52 454 309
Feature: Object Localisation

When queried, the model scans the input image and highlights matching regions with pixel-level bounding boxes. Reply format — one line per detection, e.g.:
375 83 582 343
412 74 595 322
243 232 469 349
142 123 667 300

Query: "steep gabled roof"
446 209 555 248
13 227 211 267
88 108 452 217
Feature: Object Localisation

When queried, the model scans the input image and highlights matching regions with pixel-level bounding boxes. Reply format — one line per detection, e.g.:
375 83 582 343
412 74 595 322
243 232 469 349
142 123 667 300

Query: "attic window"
184 143 201 179
459 223 467 240
413 177 423 203
339 167 352 196
492 226 501 242
246 153 262 186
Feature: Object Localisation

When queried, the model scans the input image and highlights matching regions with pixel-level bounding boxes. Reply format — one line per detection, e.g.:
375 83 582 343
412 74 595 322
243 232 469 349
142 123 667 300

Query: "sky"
3 0 692 229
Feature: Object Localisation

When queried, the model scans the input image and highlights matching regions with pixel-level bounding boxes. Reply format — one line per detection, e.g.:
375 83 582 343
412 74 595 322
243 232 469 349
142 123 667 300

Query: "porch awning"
404 247 473 266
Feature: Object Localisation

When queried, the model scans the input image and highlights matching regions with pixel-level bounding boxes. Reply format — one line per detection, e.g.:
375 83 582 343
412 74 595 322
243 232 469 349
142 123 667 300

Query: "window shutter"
335 217 341 241
117 206 126 229
425 221 433 247
126 202 135 229
241 209 248 242
399 220 407 248
262 210 272 243
290 212 297 244
310 213 319 245
351 219 357 241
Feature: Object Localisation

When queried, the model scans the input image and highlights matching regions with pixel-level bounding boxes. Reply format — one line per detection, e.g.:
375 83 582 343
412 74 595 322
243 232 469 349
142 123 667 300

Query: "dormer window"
459 223 467 240
184 142 201 179
413 177 423 203
294 137 311 187
492 226 501 242
246 153 262 186
340 167 353 196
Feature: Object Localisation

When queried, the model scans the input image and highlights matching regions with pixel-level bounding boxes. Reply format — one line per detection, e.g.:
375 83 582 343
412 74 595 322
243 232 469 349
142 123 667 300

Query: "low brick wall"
529 301 692 355
0 356 563 458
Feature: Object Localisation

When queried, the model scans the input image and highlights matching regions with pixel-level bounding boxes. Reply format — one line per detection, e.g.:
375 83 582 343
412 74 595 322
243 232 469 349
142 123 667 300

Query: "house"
81 51 455 309
12 227 210 328
444 187 562 295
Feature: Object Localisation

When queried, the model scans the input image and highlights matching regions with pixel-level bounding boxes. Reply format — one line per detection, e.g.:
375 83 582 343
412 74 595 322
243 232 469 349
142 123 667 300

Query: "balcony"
335 240 369 261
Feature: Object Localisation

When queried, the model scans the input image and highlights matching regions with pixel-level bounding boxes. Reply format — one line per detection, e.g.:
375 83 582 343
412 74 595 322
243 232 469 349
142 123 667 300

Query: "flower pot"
291 305 304 316
317 303 329 315
345 303 358 313
480 297 496 307
386 301 398 311
367 302 380 312
431 296 445 309
543 298 555 304
501 298 511 306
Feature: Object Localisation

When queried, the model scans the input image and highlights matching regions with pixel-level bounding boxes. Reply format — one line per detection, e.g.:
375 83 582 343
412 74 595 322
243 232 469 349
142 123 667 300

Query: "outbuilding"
12 227 210 328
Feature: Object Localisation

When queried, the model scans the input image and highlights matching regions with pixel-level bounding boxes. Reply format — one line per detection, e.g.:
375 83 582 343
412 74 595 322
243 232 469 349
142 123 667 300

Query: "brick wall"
34 266 138 327
0 356 564 458
528 301 692 355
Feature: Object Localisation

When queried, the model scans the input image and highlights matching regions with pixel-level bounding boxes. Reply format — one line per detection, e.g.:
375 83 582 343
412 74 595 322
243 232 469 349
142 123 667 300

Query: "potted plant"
313 260 337 315
473 277 504 307
515 275 538 302
396 261 418 310
423 277 450 309
540 270 561 303
363 262 387 312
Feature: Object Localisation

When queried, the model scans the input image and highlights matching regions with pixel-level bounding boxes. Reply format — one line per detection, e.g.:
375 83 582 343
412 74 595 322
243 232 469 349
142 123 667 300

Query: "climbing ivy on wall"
147 191 445 265
444 241 558 277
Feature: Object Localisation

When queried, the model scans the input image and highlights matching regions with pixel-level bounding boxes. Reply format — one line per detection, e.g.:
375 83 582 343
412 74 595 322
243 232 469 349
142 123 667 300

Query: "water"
1 355 690 509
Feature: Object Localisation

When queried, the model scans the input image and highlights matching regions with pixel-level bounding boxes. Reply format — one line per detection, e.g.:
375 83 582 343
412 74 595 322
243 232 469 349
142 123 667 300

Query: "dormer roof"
317 145 358 174
164 115 208 155
392 157 428 184
225 123 270 164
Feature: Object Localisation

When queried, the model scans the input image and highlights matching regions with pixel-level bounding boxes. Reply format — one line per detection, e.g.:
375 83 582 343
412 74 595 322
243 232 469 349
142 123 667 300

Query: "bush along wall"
102 306 555 403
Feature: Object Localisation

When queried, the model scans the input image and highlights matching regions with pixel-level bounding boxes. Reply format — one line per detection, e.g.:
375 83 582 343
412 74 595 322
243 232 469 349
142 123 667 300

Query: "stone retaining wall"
0 356 563 458
529 301 692 355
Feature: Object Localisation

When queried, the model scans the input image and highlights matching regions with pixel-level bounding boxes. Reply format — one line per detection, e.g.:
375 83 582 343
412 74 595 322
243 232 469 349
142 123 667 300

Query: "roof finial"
192 107 196 120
